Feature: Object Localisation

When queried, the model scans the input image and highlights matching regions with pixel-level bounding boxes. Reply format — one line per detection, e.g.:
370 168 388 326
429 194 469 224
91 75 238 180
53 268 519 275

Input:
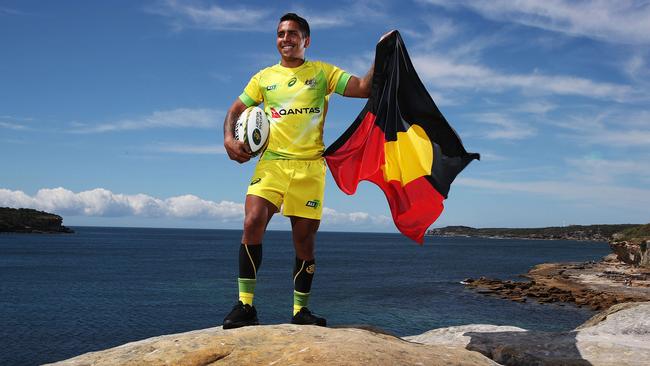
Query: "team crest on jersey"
304 78 317 88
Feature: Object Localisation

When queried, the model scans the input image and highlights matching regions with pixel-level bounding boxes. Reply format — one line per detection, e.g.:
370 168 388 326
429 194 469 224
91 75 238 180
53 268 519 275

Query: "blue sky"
1 0 649 232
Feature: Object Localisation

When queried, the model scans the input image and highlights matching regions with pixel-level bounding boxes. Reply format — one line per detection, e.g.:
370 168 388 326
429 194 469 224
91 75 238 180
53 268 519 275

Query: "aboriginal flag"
324 31 479 244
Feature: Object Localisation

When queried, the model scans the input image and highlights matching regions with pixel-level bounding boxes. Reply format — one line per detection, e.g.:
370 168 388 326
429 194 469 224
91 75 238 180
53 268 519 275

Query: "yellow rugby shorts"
247 159 326 220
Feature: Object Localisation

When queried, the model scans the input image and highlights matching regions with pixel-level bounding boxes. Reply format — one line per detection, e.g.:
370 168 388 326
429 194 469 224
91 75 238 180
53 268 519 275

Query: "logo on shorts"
306 264 316 274
305 199 320 209
250 178 261 186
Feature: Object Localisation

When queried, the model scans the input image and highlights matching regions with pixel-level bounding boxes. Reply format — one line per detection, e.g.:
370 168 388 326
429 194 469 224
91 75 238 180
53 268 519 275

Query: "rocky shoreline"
463 224 650 310
463 258 650 310
0 207 73 233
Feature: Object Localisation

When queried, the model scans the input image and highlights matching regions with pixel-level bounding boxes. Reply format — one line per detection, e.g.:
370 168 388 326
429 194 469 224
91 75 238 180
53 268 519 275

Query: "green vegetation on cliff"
0 207 74 233
616 223 650 241
427 224 639 241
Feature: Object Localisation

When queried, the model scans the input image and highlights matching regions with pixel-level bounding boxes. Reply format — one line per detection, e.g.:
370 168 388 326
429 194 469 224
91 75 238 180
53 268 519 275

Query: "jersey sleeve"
238 71 263 107
321 62 351 96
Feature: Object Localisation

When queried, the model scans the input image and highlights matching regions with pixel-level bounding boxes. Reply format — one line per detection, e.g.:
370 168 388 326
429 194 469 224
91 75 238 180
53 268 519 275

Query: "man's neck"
281 57 306 68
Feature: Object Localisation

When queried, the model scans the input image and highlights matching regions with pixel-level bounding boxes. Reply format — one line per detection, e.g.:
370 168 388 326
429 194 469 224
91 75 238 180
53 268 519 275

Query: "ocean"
1 227 611 365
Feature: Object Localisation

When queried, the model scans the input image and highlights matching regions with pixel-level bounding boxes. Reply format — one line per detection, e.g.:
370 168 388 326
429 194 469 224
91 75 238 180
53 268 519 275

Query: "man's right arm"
223 99 252 163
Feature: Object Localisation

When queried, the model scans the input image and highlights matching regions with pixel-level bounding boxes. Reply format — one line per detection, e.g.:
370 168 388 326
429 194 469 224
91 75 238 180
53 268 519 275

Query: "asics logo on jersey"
288 77 297 87
270 107 321 119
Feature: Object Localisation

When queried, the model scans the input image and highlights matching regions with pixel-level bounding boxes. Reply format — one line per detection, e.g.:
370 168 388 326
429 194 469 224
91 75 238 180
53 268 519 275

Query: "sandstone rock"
610 240 649 268
45 324 498 366
464 260 650 310
602 253 619 263
45 303 650 366
404 324 525 347
409 302 650 366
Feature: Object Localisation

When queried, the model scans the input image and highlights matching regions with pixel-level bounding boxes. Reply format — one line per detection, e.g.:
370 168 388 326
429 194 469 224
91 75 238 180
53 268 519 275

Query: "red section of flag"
325 111 443 243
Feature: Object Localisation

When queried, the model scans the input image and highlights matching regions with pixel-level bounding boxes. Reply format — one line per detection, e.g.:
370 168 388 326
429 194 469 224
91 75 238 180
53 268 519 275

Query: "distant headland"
0 207 74 234
427 224 639 241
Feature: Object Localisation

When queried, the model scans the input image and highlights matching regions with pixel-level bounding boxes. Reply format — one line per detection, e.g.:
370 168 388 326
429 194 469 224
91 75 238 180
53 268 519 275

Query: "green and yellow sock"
293 257 315 315
238 243 262 306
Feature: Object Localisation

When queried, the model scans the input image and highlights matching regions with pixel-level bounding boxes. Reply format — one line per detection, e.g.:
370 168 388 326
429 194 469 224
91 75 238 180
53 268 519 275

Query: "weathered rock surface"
610 240 650 268
0 207 73 233
404 324 526 347
44 324 499 366
407 302 650 366
464 260 650 310
610 223 650 268
46 302 650 366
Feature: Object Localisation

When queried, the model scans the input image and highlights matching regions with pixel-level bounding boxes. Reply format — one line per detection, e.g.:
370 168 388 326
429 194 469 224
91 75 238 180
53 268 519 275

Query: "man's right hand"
224 137 252 163
223 99 253 163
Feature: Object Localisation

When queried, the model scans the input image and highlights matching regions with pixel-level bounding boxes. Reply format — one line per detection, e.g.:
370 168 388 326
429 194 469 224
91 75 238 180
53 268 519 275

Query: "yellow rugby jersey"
239 61 351 160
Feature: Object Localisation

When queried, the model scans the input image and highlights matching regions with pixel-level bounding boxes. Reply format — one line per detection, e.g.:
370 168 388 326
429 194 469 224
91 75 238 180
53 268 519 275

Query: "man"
222 12 381 329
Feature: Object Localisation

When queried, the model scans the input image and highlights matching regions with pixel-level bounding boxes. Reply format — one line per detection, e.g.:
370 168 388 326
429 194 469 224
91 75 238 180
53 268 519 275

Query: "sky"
1 0 649 233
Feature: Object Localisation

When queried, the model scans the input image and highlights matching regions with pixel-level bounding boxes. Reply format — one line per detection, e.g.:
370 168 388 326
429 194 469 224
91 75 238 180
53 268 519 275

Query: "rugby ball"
234 106 270 157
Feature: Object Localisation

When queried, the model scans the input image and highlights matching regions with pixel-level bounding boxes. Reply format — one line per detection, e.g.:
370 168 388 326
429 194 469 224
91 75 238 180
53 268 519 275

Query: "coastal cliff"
0 207 73 233
464 223 650 309
609 223 650 268
428 224 638 241
45 302 650 366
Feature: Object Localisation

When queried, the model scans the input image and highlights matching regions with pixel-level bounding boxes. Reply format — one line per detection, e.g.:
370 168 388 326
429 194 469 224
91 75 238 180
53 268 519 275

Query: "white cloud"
625 55 646 80
0 121 29 130
147 0 272 32
470 112 536 140
148 0 386 32
582 129 650 146
551 110 650 147
474 150 507 161
0 7 25 15
421 0 650 45
0 187 388 226
457 177 650 209
154 144 226 154
72 108 221 133
412 54 634 102
0 187 242 221
321 207 391 226
566 157 650 184
0 115 33 130
515 101 557 115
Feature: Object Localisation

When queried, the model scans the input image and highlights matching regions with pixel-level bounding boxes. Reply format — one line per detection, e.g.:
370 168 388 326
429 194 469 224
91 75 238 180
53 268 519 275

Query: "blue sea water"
1 227 611 365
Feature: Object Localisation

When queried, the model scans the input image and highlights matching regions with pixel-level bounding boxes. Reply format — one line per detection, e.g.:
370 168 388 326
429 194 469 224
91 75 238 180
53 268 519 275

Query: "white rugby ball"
234 106 270 157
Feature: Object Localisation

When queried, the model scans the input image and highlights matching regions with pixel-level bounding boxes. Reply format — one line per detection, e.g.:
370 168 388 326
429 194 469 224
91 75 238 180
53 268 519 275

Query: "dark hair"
279 13 310 38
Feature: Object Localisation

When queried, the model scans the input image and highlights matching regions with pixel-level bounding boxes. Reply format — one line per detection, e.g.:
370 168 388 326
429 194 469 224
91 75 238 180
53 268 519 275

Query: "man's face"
276 20 310 61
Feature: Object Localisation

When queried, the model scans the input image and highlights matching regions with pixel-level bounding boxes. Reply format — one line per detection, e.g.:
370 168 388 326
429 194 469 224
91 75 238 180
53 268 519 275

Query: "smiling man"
222 13 381 328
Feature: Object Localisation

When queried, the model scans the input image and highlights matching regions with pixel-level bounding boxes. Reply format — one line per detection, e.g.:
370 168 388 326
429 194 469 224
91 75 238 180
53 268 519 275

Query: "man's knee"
293 230 315 246
243 213 267 236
